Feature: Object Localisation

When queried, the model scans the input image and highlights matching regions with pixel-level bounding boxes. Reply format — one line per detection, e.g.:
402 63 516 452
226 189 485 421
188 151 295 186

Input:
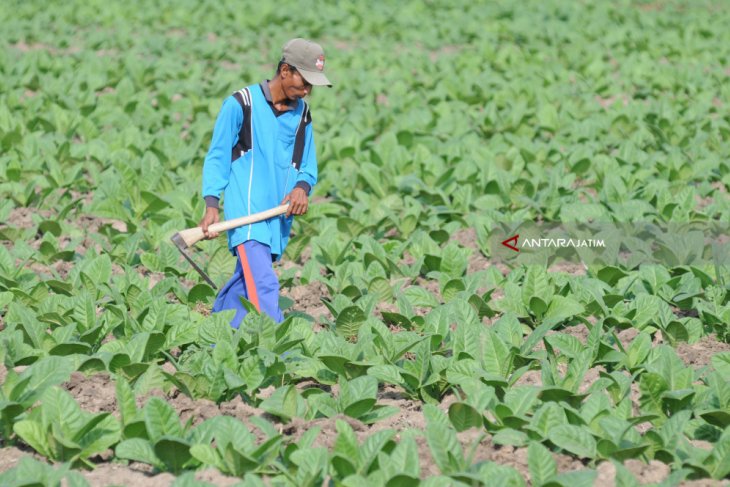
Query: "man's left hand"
281 187 309 217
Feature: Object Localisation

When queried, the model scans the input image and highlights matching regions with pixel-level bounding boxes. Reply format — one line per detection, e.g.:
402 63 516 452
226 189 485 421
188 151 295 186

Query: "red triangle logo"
502 234 519 252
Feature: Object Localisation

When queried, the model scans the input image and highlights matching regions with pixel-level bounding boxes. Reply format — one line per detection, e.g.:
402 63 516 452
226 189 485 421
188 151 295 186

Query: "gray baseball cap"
281 38 332 87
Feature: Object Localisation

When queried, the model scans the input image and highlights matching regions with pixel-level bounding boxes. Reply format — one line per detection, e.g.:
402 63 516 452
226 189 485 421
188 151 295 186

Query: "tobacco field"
1 0 730 485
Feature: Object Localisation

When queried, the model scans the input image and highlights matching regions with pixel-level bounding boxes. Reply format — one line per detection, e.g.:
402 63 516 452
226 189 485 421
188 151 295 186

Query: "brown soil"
285 414 368 450
547 262 587 275
0 446 41 474
80 463 176 487
451 228 478 249
26 260 75 280
63 372 119 416
281 280 331 322
3 452 237 487
676 334 730 368
450 227 509 276
624 459 671 484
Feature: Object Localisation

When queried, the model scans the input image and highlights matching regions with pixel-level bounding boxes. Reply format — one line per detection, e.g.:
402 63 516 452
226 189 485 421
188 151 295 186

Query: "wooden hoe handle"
173 204 290 248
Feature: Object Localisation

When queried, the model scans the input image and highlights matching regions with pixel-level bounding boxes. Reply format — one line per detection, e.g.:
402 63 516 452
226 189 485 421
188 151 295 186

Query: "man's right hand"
199 207 220 239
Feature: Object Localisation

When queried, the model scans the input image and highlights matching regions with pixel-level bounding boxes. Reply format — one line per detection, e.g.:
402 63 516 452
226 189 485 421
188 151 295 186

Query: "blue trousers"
212 240 284 329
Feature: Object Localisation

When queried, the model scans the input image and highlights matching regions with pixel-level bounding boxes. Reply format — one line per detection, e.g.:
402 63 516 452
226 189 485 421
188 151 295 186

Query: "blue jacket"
202 82 318 258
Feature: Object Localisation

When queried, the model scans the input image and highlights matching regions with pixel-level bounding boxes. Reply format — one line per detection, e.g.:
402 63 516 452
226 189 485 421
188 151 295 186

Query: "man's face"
282 65 312 101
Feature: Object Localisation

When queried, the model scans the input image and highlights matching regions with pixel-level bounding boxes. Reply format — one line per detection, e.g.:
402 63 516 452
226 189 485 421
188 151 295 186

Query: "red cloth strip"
237 243 260 311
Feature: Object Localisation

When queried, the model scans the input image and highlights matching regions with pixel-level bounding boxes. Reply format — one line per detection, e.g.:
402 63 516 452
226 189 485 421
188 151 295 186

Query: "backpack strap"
291 101 312 170
231 88 252 162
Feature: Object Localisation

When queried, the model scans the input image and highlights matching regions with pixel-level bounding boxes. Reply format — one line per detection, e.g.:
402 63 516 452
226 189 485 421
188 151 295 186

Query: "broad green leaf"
333 419 360 469
14 356 74 403
115 378 138 426
336 306 367 338
544 296 584 322
190 444 223 470
492 428 528 447
154 436 194 474
116 438 163 469
711 352 730 377
440 243 468 279
704 428 730 479
144 397 182 442
340 375 378 417
482 328 512 378
548 425 596 458
259 385 302 421
625 332 652 369
448 403 483 432
425 423 462 474
528 441 557 486
13 420 51 458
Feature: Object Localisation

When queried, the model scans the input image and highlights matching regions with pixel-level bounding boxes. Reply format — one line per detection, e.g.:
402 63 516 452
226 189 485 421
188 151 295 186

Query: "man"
199 38 331 328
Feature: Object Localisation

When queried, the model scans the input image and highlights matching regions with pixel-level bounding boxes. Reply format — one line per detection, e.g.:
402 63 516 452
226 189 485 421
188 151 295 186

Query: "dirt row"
5 359 728 486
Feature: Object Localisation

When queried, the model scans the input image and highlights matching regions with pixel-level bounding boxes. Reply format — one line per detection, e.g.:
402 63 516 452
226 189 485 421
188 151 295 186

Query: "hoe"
170 204 289 289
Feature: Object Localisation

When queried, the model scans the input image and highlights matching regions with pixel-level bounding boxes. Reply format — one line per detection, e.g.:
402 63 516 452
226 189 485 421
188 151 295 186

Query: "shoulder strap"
231 88 252 163
291 101 312 170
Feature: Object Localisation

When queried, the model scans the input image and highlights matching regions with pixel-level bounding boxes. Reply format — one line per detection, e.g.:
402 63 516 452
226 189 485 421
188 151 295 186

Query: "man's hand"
199 207 220 239
281 187 309 217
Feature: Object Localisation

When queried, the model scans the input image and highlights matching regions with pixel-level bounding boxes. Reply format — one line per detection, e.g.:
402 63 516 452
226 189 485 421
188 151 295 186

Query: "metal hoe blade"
170 233 218 290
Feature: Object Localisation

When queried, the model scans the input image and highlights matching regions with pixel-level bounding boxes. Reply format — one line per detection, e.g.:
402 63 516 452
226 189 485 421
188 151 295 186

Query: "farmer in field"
199 38 331 328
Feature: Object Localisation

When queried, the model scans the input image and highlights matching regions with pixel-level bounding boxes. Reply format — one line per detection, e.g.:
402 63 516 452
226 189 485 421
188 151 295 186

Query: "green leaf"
529 296 548 318
42 386 85 435
596 266 628 286
492 428 528 447
76 414 121 460
259 385 302 421
368 277 393 302
425 423 462 474
83 254 112 285
705 429 730 479
188 284 215 304
548 425 596 458
448 403 483 432
116 378 138 427
625 332 652 369
38 220 62 237
333 419 360 470
13 420 51 458
154 436 194 474
548 469 597 487
199 312 233 345
639 373 668 419
528 441 557 486
344 398 377 419
527 403 567 438
116 438 163 469
144 397 182 442
358 429 395 474
483 328 512 378
440 243 468 278
544 296 584 322
538 103 558 131
336 306 367 338
442 279 466 302
14 356 74 404
711 352 730 377
340 375 377 411
190 444 223 470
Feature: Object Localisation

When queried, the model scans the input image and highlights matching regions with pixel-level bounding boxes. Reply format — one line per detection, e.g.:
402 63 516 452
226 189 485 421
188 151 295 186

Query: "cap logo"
315 55 325 71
